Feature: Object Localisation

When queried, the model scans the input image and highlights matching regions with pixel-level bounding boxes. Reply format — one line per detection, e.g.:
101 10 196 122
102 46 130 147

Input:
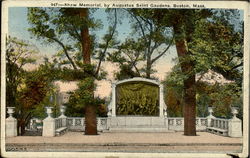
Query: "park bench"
55 127 68 136
207 127 228 136
206 118 228 136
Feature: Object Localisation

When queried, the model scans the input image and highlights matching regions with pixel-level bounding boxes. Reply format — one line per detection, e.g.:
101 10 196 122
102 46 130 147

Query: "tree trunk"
146 57 151 78
85 105 97 135
79 8 97 135
80 9 91 64
17 119 26 136
173 25 196 136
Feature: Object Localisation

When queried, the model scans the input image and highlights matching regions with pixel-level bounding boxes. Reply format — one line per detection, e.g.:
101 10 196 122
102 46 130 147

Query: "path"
5 132 242 153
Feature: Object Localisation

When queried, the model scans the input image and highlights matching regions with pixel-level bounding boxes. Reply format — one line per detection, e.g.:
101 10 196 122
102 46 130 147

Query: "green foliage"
64 78 107 117
116 82 159 116
164 66 242 119
189 11 243 85
6 36 39 110
27 8 116 80
163 65 184 117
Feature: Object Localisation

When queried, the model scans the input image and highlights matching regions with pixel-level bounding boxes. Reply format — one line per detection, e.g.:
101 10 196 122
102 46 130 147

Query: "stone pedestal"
6 107 17 137
228 118 242 137
42 117 55 137
6 117 17 137
42 107 55 137
228 107 242 137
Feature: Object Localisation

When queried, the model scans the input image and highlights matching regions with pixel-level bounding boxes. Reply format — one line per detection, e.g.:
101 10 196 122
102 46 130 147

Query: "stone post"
206 107 215 127
159 84 165 117
6 107 17 137
59 106 67 127
42 107 55 137
111 83 116 117
228 107 242 137
107 96 112 117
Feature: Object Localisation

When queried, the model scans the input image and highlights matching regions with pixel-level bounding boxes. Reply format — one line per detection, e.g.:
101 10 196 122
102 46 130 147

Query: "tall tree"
27 8 118 135
157 9 243 135
108 9 173 79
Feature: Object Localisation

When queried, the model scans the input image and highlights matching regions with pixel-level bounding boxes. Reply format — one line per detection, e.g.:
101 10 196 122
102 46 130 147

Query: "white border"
1 1 249 158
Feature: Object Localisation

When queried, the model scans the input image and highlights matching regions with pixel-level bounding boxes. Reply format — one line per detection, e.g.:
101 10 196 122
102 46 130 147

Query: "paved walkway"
5 132 242 153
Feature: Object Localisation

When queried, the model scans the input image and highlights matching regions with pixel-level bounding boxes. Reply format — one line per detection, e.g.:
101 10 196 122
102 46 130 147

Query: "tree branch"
95 9 118 77
51 37 78 70
151 37 174 64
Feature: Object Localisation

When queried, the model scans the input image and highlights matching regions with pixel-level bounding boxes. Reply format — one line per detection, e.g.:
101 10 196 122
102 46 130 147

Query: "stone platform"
5 132 242 153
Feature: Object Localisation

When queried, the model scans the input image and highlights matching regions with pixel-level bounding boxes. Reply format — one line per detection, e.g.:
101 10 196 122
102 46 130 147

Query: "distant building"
196 70 233 85
53 81 78 105
57 92 71 105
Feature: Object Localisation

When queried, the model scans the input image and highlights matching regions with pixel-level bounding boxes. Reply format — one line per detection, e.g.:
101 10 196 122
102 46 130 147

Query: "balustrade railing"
168 117 207 131
211 118 229 130
55 118 63 129
66 117 108 131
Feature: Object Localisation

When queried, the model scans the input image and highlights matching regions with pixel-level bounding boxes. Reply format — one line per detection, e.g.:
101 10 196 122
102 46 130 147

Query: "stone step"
107 126 173 132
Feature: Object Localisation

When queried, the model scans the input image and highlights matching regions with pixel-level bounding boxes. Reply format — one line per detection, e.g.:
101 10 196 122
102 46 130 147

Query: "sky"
8 7 177 98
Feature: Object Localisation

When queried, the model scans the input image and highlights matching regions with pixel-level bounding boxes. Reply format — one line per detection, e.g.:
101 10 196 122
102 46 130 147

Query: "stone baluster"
6 107 17 137
198 118 201 126
228 107 242 137
59 106 67 127
42 107 55 137
206 107 215 127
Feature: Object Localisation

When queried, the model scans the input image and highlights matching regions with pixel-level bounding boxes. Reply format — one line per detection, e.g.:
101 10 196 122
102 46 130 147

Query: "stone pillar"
159 84 166 117
111 83 116 117
228 107 242 137
6 107 17 137
59 106 67 127
206 107 215 127
107 96 112 117
42 107 55 137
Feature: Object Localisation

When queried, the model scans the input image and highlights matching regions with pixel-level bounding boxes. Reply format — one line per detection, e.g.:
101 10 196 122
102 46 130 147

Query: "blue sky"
8 7 133 56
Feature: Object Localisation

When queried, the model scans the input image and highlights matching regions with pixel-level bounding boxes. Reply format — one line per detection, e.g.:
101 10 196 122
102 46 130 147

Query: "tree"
150 9 212 136
17 71 52 135
108 9 173 79
5 36 56 135
6 36 38 108
27 8 118 135
138 9 242 136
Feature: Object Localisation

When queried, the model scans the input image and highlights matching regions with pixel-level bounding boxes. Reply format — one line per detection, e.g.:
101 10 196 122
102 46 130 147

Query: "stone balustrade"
206 107 242 137
168 117 207 131
211 118 229 129
6 105 242 138
66 117 108 131
55 118 63 129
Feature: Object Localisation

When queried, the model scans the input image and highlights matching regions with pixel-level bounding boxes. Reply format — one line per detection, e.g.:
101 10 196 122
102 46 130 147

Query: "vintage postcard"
1 0 249 158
